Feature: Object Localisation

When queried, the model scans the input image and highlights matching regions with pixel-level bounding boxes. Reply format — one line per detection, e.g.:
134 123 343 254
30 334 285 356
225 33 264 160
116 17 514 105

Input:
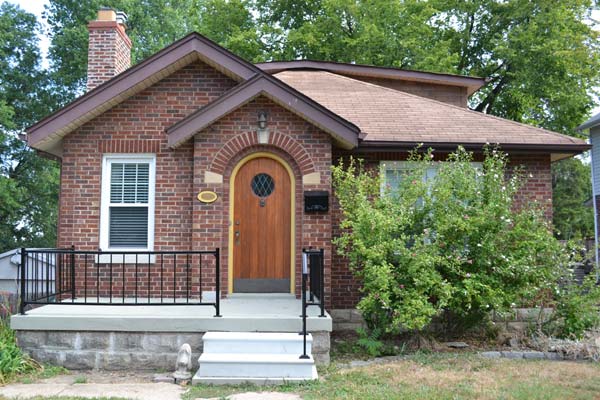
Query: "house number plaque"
197 190 218 204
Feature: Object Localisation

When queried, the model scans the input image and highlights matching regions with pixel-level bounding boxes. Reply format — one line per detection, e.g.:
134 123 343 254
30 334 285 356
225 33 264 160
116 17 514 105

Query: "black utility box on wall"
304 191 329 212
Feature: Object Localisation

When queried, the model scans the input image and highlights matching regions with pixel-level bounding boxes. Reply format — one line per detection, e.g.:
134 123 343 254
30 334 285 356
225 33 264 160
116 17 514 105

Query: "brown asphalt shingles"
275 70 586 147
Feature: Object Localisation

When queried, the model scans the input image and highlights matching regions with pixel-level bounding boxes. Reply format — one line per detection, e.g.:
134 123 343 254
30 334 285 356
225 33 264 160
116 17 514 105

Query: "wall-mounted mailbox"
304 190 329 212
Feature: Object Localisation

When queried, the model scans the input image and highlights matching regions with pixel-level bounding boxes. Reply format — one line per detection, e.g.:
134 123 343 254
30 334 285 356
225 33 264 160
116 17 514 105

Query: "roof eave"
577 114 600 131
355 140 590 156
26 32 261 152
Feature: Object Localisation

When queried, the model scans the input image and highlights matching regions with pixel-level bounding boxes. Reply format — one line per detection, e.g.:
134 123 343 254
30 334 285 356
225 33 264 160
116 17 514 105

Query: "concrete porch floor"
11 294 332 333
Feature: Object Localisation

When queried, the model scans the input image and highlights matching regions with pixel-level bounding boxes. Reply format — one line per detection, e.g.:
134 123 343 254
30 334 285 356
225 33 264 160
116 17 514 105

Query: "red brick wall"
329 150 553 309
192 96 333 301
58 61 237 297
58 61 335 301
346 76 469 108
87 21 132 91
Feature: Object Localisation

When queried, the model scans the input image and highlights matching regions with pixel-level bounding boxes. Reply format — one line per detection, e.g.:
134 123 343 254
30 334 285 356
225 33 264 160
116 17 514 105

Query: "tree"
431 0 600 134
552 157 594 240
256 0 457 70
0 3 60 253
44 0 263 98
256 0 600 135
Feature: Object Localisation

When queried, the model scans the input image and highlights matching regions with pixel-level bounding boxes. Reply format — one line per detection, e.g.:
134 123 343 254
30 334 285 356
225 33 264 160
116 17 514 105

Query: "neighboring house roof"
275 70 589 159
0 249 19 265
167 74 359 149
578 113 600 131
256 60 485 96
24 31 589 160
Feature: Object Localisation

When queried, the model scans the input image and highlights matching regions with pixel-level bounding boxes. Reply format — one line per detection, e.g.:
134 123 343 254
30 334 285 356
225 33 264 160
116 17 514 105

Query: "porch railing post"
19 248 26 315
319 248 325 318
214 248 221 317
300 249 309 359
70 245 75 302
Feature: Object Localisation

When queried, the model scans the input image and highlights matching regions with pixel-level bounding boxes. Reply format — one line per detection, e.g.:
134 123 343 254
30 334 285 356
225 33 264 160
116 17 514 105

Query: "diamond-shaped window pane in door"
251 173 275 197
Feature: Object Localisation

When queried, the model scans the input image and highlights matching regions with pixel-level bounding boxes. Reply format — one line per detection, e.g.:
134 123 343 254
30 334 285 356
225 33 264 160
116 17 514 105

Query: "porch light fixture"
257 111 269 144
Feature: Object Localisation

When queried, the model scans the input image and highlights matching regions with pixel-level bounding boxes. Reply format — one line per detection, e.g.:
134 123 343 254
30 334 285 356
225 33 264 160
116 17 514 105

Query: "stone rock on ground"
445 342 469 349
200 393 302 400
0 382 184 400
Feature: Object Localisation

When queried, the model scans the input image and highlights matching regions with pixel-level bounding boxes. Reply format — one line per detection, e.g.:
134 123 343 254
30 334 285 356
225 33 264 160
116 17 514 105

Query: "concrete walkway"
0 382 305 400
0 370 304 400
0 382 185 400
0 383 304 400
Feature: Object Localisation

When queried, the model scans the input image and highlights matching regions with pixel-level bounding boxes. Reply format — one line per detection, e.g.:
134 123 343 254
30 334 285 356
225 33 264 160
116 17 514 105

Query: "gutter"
354 141 591 154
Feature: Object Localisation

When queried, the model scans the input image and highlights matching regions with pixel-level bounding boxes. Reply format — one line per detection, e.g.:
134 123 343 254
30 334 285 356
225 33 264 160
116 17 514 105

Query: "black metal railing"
19 247 221 317
300 248 325 359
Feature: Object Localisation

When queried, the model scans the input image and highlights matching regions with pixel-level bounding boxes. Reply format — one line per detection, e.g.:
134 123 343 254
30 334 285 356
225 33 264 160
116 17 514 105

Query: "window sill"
95 253 156 264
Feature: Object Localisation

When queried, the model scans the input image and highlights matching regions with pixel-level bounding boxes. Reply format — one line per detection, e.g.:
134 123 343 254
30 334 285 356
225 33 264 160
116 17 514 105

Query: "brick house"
13 9 588 378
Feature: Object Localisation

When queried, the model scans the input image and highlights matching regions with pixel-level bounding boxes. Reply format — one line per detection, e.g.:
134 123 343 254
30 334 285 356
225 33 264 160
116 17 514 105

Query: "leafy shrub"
332 146 565 335
0 318 40 384
355 327 385 357
544 274 600 338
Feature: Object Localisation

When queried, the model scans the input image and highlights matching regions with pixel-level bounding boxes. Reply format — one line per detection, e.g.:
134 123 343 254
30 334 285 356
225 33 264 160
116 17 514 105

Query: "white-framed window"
381 161 482 195
99 154 156 261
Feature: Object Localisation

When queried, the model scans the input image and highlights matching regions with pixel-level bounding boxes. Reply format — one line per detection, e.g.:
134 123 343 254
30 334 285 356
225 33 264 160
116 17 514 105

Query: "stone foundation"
492 308 554 335
329 309 366 331
16 330 331 370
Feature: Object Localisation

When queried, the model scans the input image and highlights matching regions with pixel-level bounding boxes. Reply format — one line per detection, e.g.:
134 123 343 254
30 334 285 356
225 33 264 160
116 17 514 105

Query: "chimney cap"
116 11 128 26
96 8 116 21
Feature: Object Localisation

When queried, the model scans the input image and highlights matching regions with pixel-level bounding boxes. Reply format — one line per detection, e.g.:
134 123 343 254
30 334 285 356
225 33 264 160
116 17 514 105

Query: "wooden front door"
232 156 292 293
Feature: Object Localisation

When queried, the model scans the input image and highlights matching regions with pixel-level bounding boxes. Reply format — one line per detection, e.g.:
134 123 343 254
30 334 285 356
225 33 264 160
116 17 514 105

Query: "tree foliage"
552 157 594 240
257 0 600 135
44 0 262 98
332 148 565 333
44 0 600 136
0 3 60 253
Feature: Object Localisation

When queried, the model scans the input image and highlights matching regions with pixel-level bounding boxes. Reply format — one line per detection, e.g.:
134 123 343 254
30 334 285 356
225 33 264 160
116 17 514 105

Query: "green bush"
545 273 600 339
0 318 40 384
332 146 565 335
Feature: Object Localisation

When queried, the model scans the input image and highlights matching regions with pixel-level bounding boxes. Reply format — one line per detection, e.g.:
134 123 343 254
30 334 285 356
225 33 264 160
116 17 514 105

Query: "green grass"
73 376 87 384
0 318 68 386
0 318 43 384
183 353 600 400
16 365 68 384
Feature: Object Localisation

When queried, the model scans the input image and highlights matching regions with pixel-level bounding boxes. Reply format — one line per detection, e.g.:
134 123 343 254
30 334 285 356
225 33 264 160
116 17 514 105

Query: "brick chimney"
87 8 132 91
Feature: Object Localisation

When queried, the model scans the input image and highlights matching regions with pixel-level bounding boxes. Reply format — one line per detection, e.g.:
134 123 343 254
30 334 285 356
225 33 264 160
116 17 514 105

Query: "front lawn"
184 353 600 400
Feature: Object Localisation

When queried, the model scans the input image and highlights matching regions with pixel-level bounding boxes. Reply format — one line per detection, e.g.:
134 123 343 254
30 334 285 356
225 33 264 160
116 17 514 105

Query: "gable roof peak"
25 31 261 156
166 73 359 149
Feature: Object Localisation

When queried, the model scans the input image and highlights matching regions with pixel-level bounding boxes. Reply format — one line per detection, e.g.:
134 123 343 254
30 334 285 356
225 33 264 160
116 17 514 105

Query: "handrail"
18 247 221 317
300 248 325 359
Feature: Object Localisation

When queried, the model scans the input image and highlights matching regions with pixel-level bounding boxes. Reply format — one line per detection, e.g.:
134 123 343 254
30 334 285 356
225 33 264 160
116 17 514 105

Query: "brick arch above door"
208 131 316 176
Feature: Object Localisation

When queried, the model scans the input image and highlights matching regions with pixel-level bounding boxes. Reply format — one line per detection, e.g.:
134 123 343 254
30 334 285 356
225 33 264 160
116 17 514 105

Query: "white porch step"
193 331 317 385
202 331 312 355
193 353 317 384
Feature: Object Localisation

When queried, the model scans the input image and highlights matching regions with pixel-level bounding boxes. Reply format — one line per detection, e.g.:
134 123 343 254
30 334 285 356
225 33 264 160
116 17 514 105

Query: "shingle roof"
166 74 359 149
257 60 485 95
274 70 588 150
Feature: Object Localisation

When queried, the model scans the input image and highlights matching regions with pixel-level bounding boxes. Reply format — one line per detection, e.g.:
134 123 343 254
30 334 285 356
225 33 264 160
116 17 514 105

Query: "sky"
7 0 50 67
6 0 600 117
